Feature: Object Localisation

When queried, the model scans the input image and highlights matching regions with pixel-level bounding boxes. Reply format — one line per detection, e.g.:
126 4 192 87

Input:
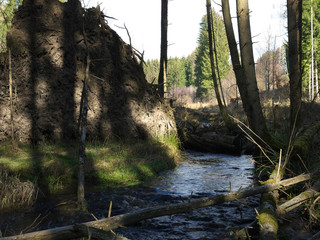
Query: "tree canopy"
0 0 22 51
194 9 230 100
302 0 320 93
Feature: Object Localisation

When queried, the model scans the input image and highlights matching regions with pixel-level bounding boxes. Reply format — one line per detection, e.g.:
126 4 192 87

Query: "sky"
87 0 287 61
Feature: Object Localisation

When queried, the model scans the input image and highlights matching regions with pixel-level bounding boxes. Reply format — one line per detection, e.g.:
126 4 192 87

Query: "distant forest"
144 2 320 104
0 0 319 103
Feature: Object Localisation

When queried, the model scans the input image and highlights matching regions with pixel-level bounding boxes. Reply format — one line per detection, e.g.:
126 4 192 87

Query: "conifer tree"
194 8 230 100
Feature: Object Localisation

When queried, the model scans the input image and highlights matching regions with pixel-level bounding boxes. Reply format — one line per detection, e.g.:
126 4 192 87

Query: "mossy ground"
0 136 181 209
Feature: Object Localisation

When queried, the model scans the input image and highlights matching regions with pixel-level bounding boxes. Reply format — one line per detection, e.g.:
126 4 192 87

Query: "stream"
0 151 259 239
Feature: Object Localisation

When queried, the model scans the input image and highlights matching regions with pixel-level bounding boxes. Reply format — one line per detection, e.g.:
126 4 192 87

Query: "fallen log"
258 166 284 240
1 171 319 240
277 180 320 216
183 132 240 155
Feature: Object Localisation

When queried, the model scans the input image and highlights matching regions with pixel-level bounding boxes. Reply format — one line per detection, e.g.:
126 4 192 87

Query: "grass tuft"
0 169 38 209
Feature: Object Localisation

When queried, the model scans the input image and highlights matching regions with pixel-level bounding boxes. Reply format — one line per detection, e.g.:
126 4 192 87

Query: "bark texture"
287 0 302 130
206 0 233 130
277 181 320 216
258 166 283 240
236 0 269 140
158 0 168 98
222 0 269 142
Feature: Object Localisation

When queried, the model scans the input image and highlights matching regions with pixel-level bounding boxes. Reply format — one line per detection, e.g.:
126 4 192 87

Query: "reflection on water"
115 151 258 240
147 151 255 196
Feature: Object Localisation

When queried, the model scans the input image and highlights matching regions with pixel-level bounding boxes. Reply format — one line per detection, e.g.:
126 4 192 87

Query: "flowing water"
0 151 259 239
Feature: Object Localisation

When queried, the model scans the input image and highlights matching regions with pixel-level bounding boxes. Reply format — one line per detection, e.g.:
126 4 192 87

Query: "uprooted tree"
0 0 177 143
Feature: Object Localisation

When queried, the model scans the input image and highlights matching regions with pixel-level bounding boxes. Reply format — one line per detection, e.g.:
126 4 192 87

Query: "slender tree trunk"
206 0 233 130
236 0 268 139
211 10 227 107
221 0 249 114
78 55 90 204
158 0 168 98
311 0 314 100
316 61 318 97
287 0 302 130
222 0 270 142
309 64 312 101
272 36 276 107
8 48 14 143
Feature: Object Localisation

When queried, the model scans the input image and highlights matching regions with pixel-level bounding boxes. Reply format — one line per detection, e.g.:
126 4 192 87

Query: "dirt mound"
0 0 176 143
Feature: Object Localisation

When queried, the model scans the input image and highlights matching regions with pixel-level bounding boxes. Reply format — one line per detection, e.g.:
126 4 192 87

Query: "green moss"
260 193 277 207
257 208 278 233
293 135 308 157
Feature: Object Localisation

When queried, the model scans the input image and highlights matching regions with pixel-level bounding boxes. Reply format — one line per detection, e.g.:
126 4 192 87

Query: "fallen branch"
258 165 283 240
1 171 319 240
277 180 320 216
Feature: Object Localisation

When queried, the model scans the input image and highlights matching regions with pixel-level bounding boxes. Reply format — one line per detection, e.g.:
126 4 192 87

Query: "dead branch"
277 180 320 216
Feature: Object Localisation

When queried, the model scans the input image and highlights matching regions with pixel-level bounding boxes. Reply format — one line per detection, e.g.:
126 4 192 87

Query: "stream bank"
0 151 258 239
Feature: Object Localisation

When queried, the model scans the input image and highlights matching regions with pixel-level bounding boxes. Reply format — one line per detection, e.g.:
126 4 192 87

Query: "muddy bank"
174 106 253 155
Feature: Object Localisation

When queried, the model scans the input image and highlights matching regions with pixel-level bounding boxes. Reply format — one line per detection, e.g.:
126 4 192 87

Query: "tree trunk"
258 166 283 240
8 48 14 143
206 0 233 130
221 0 249 114
78 55 90 204
158 0 168 98
2 171 318 240
316 61 319 97
311 0 314 100
287 0 302 131
210 9 227 107
221 0 270 143
236 0 269 141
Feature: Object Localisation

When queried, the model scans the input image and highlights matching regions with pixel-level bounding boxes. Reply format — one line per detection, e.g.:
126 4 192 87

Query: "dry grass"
0 169 38 209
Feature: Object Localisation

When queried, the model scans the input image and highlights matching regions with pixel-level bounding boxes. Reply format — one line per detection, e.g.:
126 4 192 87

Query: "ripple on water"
115 151 258 239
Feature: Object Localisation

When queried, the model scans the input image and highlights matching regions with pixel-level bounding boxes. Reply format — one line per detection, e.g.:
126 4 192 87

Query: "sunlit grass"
0 136 181 208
